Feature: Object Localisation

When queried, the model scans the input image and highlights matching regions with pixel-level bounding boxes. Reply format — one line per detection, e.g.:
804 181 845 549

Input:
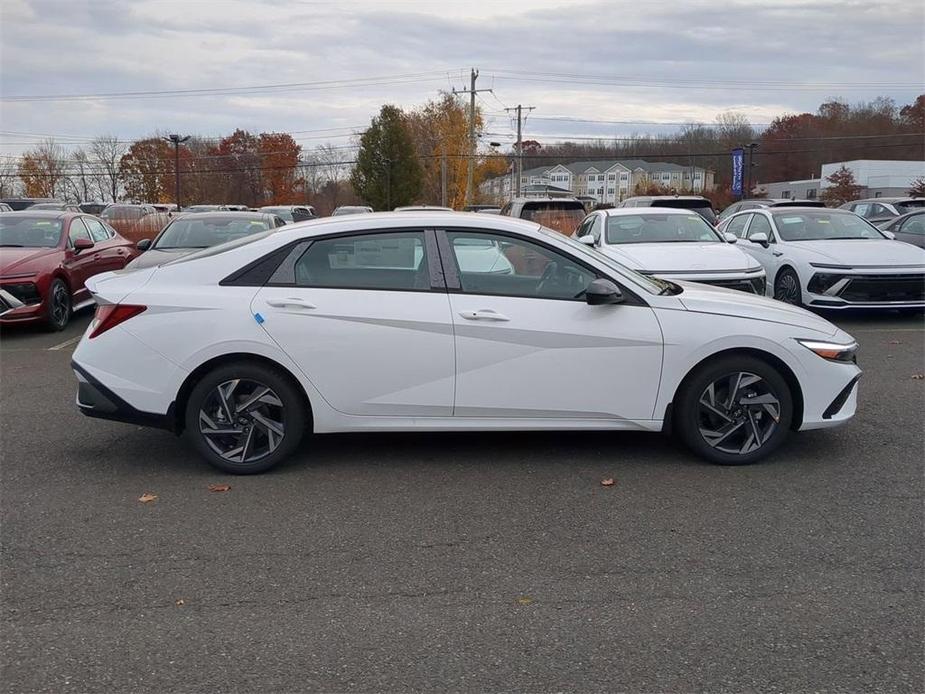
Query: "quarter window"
292 232 429 291
446 231 596 301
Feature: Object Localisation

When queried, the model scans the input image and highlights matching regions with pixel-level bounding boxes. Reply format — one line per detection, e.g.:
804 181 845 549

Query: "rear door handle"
266 298 317 310
459 309 510 321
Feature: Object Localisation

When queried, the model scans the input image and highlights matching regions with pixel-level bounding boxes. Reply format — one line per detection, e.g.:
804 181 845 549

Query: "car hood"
125 248 193 269
0 247 59 276
675 280 839 336
785 239 925 267
600 242 761 273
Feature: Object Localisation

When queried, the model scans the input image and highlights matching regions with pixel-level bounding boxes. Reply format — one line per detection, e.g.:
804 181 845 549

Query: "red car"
0 211 139 330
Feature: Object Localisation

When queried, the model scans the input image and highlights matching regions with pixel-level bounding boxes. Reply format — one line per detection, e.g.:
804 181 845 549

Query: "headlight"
797 339 858 363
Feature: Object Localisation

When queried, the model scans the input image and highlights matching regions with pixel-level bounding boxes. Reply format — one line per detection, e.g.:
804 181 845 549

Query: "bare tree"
0 158 20 198
90 135 127 201
18 139 68 198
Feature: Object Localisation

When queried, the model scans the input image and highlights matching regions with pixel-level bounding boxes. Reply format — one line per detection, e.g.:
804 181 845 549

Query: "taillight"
88 304 146 339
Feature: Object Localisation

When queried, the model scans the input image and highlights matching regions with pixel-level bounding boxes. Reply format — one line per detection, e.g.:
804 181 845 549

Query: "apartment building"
479 159 714 204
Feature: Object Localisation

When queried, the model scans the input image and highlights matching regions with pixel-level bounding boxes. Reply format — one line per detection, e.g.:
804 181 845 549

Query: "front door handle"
459 309 510 321
772 250 783 257
266 298 317 310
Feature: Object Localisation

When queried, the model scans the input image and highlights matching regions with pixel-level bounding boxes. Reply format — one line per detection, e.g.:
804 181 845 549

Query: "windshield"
154 217 270 249
102 206 143 221
0 217 63 248
895 200 925 214
537 224 672 295
520 202 586 235
606 213 721 244
772 210 887 241
260 207 294 222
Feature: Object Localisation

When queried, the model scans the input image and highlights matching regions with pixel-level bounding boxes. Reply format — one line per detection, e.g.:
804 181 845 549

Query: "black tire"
773 267 803 306
44 278 71 331
184 361 307 474
674 355 793 466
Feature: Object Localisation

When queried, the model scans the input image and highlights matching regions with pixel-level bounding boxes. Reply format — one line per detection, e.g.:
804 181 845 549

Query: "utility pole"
452 68 492 207
441 150 448 207
505 104 535 198
165 134 190 209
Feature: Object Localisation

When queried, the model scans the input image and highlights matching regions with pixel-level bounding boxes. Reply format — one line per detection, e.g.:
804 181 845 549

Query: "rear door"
83 217 129 272
439 228 663 422
253 229 456 416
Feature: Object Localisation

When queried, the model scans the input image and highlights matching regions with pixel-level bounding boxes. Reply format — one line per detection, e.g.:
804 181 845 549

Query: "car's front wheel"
184 362 307 474
675 355 794 465
44 278 71 331
773 268 803 306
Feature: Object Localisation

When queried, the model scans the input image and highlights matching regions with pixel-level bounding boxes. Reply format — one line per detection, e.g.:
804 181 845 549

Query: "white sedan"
718 207 925 310
73 212 860 474
575 208 767 295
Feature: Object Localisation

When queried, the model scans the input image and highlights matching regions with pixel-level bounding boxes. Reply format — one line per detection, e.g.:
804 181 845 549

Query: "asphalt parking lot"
1 308 923 693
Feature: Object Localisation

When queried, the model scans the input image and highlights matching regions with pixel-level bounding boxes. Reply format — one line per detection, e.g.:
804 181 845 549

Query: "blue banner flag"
731 148 744 197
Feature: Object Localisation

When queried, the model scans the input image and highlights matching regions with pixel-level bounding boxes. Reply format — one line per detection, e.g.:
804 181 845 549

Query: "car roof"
852 197 918 203
267 211 541 239
510 197 581 203
171 211 276 221
624 195 710 201
767 206 852 215
599 207 708 217
0 210 79 220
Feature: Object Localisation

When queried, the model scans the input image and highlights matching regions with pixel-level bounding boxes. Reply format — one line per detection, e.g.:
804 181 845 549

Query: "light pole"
745 142 759 199
165 134 190 210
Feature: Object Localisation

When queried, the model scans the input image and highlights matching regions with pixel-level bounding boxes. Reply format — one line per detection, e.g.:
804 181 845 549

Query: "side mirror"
584 278 624 305
748 232 769 247
882 230 896 240
73 237 94 253
136 238 152 251
577 234 595 246
723 232 738 243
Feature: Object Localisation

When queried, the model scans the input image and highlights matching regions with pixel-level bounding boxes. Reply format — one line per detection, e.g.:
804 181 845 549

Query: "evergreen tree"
351 105 422 210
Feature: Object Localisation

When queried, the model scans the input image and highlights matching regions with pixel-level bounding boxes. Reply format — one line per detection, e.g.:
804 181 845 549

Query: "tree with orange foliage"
18 139 67 198
259 132 302 204
120 137 173 203
820 165 864 205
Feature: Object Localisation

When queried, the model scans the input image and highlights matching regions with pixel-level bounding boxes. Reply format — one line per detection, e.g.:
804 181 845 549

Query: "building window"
781 191 790 199
608 174 616 180
607 187 615 194
621 173 628 180
806 188 817 199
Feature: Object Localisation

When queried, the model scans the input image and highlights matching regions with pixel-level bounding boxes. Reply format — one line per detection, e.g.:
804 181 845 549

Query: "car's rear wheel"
184 362 307 474
773 268 802 306
45 279 71 331
675 355 793 465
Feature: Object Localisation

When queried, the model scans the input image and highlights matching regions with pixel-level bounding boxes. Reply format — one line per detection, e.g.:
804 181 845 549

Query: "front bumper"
0 282 45 323
805 270 925 309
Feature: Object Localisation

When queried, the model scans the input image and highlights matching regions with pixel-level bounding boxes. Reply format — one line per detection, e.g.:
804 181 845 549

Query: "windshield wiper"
0 244 24 247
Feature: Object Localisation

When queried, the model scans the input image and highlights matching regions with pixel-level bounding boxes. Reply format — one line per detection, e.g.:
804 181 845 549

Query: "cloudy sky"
1 0 923 158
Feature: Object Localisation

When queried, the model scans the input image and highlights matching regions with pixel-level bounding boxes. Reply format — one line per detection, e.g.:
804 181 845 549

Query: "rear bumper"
73 361 176 431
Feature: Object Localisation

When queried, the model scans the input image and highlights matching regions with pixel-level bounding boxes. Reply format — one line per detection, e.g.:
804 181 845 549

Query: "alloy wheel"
697 372 781 455
198 379 285 463
774 272 801 305
50 282 70 328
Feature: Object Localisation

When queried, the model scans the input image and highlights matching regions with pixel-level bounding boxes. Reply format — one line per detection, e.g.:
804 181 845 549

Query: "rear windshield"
102 206 144 221
155 217 271 249
261 207 293 221
165 229 275 265
649 199 716 224
0 217 63 247
772 200 826 208
519 202 586 235
895 200 925 213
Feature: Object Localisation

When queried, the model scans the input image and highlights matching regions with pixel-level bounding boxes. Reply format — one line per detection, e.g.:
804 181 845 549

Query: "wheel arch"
665 347 804 432
172 352 313 434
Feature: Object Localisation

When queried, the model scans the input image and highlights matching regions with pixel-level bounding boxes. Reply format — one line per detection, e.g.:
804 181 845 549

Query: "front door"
439 229 663 422
253 229 456 416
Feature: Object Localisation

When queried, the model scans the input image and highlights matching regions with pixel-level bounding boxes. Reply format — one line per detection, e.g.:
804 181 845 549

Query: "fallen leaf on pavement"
600 478 616 487
516 596 533 606
208 484 231 492
138 493 157 503
175 599 185 606
888 340 901 345
912 374 924 380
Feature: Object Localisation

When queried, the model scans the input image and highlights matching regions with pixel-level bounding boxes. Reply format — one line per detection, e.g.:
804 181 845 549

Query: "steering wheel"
536 261 559 295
